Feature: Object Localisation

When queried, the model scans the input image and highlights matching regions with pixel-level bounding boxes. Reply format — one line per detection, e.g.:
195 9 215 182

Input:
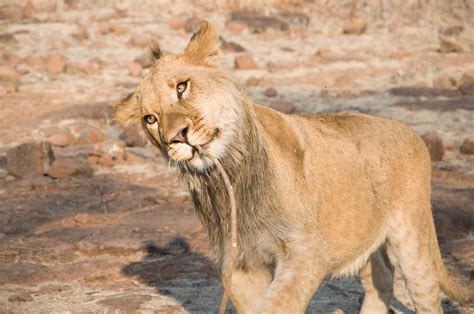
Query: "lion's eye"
145 115 157 125
176 81 188 98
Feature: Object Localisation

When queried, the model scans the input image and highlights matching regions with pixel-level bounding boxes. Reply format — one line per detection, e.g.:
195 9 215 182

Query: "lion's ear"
184 20 222 66
114 93 141 126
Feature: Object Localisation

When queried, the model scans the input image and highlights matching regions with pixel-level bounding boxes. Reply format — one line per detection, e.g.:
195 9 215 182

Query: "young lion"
114 21 471 313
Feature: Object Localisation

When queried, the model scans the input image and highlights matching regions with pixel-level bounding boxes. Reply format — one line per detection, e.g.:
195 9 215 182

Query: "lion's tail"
430 219 473 304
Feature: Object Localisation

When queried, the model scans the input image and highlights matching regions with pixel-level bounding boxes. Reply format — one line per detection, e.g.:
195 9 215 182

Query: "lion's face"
114 21 242 171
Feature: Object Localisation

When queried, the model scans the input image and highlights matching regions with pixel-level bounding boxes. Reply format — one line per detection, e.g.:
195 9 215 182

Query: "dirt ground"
0 1 473 313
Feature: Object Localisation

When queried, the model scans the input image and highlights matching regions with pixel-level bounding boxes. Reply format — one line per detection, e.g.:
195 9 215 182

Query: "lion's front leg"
256 252 327 314
229 268 272 313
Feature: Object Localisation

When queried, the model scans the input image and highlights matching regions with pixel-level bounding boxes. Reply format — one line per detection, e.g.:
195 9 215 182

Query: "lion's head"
114 21 243 171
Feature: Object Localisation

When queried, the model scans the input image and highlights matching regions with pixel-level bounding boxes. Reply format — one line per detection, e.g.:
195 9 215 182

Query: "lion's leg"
387 205 442 314
359 245 394 314
256 252 327 314
229 268 272 314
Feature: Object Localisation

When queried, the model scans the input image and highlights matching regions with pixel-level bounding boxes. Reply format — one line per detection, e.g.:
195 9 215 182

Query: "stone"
98 294 152 310
48 130 74 147
390 50 409 60
234 54 257 70
110 23 128 35
77 129 105 145
459 82 474 95
134 53 153 68
48 159 93 178
130 34 150 47
0 65 20 82
97 21 110 35
25 55 44 69
229 11 289 32
81 61 101 75
269 100 296 114
342 18 367 35
421 132 444 162
438 36 464 53
5 53 22 66
6 142 55 178
0 5 23 20
184 17 201 33
0 83 18 94
22 1 35 18
119 127 147 147
264 87 277 97
128 62 142 77
433 74 457 89
460 138 474 155
246 76 260 86
89 141 126 166
8 292 32 303
76 240 100 255
169 16 186 30
226 21 246 32
220 37 245 52
461 70 474 85
46 52 67 76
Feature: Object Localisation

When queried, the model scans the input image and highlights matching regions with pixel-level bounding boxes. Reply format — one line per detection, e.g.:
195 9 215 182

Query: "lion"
114 21 472 313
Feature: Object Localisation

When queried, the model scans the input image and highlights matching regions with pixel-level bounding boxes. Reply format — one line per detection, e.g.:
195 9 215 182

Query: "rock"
134 53 153 68
74 213 94 224
6 142 55 178
47 130 74 147
98 294 152 310
342 18 367 35
184 17 201 33
226 21 246 32
77 129 105 145
22 1 35 18
0 5 23 20
48 159 93 178
89 141 126 166
459 82 474 95
119 127 147 147
0 262 54 286
438 36 464 53
0 83 18 94
97 21 110 35
246 76 260 86
169 16 186 30
433 74 457 89
81 61 101 75
8 292 32 303
234 54 257 70
280 12 310 28
229 11 289 32
0 65 20 82
460 138 474 155
25 55 44 69
5 53 22 66
76 240 100 255
130 34 150 47
46 52 67 76
128 62 142 77
220 37 245 52
110 23 128 35
269 100 296 114
390 50 409 60
264 87 277 97
461 70 474 85
73 25 89 41
100 239 143 255
421 132 444 162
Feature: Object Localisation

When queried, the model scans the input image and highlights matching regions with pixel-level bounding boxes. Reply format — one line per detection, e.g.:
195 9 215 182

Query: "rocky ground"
0 1 473 313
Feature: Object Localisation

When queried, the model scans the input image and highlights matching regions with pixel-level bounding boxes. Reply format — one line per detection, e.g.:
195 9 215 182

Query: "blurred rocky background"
0 0 473 312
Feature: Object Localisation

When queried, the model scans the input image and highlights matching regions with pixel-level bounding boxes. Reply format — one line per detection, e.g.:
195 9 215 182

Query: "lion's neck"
181 99 274 263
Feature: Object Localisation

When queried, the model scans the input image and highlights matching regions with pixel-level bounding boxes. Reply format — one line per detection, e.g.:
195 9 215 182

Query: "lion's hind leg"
359 245 395 314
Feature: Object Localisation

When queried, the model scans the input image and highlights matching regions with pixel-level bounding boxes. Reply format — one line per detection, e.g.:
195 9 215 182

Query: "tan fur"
114 21 472 313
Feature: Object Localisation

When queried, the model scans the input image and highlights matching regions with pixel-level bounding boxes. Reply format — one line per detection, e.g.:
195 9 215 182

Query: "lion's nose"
169 126 188 144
